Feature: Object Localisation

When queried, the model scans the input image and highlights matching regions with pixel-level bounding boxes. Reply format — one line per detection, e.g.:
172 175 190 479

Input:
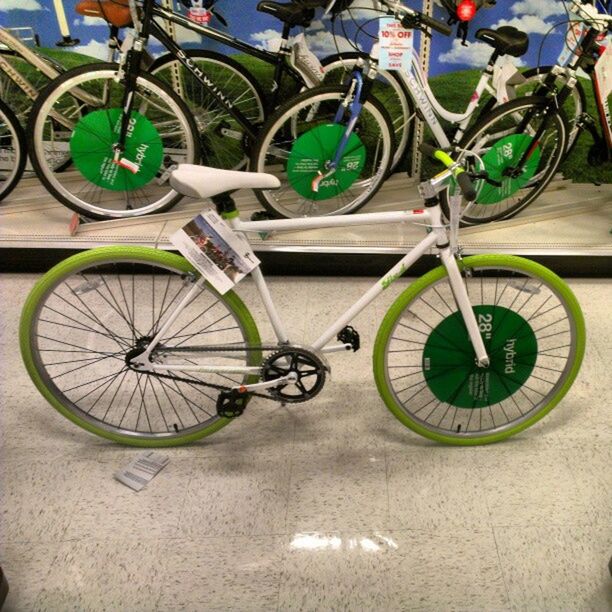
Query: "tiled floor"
1 273 611 611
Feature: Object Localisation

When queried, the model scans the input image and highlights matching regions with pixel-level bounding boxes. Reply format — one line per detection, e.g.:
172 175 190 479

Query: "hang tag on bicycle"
595 42 612 100
187 1 211 25
378 17 414 71
170 210 260 295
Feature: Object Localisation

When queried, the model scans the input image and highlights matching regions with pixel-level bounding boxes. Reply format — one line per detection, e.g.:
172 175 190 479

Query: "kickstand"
69 212 95 236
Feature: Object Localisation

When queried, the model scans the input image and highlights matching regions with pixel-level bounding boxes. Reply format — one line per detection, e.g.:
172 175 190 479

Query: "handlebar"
569 0 612 31
419 143 477 201
402 11 453 36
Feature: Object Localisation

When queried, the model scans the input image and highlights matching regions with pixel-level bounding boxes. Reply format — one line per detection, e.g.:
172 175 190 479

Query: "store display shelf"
1 172 610 275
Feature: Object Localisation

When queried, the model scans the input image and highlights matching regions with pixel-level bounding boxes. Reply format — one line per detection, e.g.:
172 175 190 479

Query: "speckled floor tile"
156 535 283 611
286 448 388 532
179 454 291 538
0 542 60 611
562 444 612 525
61 456 192 541
471 447 596 527
33 539 163 611
385 528 511 611
277 531 392 611
386 447 491 531
494 524 612 611
0 457 81 543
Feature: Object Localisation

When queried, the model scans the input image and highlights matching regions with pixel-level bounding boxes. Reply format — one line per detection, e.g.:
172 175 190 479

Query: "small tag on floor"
114 451 170 492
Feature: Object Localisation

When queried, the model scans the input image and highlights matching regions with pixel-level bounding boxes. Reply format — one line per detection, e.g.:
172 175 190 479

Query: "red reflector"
457 0 477 21
413 209 425 214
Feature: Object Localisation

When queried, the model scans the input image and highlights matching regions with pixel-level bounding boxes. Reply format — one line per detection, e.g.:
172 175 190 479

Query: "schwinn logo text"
176 49 234 109
405 73 437 125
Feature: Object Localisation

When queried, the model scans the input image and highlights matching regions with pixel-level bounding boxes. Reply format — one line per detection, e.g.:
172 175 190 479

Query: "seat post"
211 193 239 219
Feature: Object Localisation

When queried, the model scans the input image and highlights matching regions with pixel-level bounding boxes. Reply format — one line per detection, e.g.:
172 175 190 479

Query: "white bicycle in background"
20 147 585 447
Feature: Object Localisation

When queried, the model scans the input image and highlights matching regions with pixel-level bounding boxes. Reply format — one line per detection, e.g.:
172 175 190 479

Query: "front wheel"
374 254 585 445
250 84 395 218
442 96 568 226
27 63 200 220
19 247 262 446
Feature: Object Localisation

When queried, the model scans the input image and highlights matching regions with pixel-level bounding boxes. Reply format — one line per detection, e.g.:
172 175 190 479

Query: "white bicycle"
20 147 585 446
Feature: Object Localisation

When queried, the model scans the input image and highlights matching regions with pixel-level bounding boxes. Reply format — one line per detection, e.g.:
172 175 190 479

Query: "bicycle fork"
441 248 490 368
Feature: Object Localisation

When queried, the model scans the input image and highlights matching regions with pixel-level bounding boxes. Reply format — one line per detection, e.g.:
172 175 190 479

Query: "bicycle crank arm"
232 374 294 393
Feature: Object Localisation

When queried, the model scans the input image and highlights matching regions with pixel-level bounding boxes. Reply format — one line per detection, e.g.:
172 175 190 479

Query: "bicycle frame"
136 197 490 380
392 49 495 149
151 2 305 101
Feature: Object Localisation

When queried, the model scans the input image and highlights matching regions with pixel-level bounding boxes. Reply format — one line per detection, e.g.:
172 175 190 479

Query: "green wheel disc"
70 108 163 191
476 134 541 205
423 305 537 408
286 123 366 201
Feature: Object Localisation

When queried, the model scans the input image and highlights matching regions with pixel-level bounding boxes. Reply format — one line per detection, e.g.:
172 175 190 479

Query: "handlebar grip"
419 13 453 36
419 143 477 201
456 171 477 202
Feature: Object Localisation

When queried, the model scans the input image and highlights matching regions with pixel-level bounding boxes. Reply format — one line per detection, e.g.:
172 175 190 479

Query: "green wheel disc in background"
286 123 366 201
70 108 163 191
476 134 541 205
423 305 537 408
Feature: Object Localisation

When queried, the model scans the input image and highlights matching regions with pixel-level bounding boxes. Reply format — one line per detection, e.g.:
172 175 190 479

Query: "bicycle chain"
142 344 285 402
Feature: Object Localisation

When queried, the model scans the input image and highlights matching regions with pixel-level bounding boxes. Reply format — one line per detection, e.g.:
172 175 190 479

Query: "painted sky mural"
0 1 608 76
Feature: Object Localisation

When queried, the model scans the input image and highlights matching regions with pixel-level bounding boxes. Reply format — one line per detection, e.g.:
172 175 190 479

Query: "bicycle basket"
75 0 133 28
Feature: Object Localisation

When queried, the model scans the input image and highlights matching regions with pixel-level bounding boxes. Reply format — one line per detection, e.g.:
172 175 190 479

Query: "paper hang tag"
290 33 325 87
378 17 414 71
115 451 170 492
595 42 612 101
558 16 586 66
170 209 260 295
492 57 522 104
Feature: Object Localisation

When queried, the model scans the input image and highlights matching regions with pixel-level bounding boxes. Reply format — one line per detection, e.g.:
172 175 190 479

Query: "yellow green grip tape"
433 150 465 177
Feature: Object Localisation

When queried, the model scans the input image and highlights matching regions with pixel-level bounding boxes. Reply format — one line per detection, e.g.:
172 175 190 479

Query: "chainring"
261 347 327 403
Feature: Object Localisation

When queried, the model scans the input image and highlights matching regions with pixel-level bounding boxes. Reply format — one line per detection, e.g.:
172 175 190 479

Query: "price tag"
115 451 170 492
187 1 211 25
595 43 612 100
378 17 414 71
558 17 586 66
170 210 260 295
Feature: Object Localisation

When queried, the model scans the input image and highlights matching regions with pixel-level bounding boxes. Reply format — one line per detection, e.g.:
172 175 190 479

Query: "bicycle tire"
519 66 587 160
0 98 26 202
441 96 568 226
150 49 266 170
20 246 262 447
250 84 395 218
321 51 414 173
374 254 585 445
27 62 200 220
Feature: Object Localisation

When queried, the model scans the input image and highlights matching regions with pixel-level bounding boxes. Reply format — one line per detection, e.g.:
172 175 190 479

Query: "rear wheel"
374 255 585 445
19 247 262 447
441 96 568 225
250 84 395 218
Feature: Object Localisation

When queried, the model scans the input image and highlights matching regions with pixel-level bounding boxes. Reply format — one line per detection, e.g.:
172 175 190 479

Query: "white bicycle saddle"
170 164 280 199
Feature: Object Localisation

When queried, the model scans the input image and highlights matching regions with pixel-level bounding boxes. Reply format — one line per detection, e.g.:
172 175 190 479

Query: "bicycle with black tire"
26 0 395 220
251 2 569 221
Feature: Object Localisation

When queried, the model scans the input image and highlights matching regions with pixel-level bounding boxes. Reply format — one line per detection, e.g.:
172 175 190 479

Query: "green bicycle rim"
373 254 586 446
19 246 262 447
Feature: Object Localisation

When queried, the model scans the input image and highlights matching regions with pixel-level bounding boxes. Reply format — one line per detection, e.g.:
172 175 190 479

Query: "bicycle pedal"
337 325 360 352
216 389 250 418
